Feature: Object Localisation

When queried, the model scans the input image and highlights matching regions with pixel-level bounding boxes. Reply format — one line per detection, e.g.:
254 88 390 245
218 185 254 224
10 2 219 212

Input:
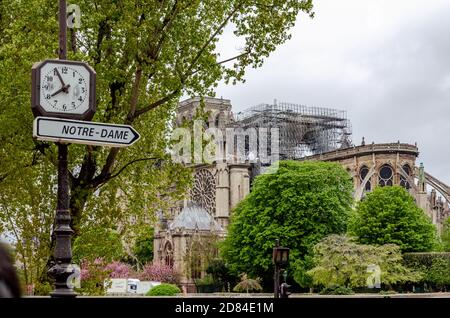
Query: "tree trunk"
69 185 93 238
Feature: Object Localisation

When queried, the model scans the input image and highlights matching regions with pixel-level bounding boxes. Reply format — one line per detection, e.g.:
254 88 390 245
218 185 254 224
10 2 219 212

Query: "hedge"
403 252 450 291
146 283 181 296
403 252 450 267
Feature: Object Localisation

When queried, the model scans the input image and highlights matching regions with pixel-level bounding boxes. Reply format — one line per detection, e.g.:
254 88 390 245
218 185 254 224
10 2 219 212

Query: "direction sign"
33 116 140 147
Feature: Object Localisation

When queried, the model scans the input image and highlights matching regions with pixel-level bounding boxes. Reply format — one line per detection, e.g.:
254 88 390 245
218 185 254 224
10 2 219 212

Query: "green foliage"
292 255 314 288
73 226 123 263
0 162 56 288
232 274 263 293
403 252 450 291
185 234 220 280
221 161 354 286
307 235 421 289
441 218 450 252
349 186 439 252
0 0 313 284
146 283 181 296
319 285 354 295
33 281 52 296
427 257 450 289
195 275 216 286
194 275 218 293
206 259 237 291
133 227 154 266
78 258 112 296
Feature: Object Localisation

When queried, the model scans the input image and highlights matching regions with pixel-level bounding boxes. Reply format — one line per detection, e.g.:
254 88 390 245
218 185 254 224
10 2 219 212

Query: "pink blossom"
104 261 132 278
138 263 180 284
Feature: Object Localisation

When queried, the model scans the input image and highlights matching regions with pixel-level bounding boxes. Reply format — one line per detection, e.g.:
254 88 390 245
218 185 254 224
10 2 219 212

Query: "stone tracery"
191 169 216 214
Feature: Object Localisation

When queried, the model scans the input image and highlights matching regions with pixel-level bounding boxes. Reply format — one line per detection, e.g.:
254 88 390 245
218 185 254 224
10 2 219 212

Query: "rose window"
191 169 216 214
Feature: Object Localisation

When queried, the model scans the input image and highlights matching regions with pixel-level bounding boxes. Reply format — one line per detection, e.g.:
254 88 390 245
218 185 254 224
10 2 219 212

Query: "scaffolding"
229 101 352 160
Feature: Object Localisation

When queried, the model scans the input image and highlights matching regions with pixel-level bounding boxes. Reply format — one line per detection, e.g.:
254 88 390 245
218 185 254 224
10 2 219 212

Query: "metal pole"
49 144 75 297
48 0 76 298
59 0 67 60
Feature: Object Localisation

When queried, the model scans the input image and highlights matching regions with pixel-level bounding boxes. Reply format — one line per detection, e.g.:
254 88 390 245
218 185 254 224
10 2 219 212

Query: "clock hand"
50 84 71 97
62 83 70 93
54 68 66 87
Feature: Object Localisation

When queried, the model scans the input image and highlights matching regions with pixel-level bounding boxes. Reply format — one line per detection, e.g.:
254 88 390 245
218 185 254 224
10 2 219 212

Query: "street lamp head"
273 246 289 266
281 248 289 264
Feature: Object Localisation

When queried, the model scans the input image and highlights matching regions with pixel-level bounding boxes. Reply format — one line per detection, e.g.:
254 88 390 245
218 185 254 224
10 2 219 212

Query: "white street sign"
33 116 140 147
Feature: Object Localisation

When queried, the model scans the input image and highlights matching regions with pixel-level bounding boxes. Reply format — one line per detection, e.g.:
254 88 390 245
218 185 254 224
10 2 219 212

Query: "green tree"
403 253 450 291
133 227 154 266
426 256 450 291
206 259 238 291
0 0 314 282
0 162 56 290
185 233 220 280
73 226 123 263
441 217 450 252
221 161 354 287
349 186 439 252
307 235 421 290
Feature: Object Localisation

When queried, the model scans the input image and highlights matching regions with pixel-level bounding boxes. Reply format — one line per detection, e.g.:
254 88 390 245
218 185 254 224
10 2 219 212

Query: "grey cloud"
214 0 450 185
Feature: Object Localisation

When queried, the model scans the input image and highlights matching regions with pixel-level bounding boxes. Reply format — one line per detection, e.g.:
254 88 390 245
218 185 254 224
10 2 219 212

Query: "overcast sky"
214 0 450 186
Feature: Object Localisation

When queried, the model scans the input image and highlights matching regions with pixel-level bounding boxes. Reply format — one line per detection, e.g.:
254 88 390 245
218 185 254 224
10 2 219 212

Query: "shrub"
232 274 263 293
403 252 450 291
319 285 354 295
146 283 181 296
195 275 219 293
307 235 421 289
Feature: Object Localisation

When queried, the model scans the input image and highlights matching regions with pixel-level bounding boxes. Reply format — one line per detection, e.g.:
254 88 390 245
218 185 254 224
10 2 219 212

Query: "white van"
127 279 140 294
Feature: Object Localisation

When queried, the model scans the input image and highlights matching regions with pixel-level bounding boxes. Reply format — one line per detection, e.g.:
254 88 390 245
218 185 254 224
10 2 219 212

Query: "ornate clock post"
30 0 96 298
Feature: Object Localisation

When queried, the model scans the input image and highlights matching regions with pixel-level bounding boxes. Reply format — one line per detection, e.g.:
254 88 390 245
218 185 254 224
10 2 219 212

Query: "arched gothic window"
379 164 393 187
164 242 174 268
359 166 371 191
189 240 202 280
400 164 411 189
214 113 221 127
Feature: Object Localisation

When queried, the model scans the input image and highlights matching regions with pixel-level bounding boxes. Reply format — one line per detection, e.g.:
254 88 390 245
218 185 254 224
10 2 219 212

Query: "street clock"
31 59 96 120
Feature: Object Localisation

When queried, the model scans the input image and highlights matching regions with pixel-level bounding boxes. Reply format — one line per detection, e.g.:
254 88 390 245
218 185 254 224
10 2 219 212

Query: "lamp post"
47 0 76 298
273 239 289 298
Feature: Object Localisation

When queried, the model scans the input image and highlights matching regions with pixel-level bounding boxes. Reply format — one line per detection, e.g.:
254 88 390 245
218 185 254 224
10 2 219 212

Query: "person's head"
0 243 21 297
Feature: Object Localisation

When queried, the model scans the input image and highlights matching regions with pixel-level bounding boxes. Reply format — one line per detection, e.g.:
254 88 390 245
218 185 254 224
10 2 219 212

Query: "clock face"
39 62 90 114
31 59 96 120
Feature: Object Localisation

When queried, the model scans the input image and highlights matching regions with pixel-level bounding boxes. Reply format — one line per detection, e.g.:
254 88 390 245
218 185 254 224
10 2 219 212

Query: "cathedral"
153 97 450 292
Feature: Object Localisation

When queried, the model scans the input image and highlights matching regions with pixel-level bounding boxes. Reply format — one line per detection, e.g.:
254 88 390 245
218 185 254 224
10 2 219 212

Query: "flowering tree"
104 261 134 279
138 263 180 285
79 258 111 295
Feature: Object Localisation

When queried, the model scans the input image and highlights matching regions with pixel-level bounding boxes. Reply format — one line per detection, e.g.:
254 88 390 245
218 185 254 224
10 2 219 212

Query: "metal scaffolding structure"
230 101 352 160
